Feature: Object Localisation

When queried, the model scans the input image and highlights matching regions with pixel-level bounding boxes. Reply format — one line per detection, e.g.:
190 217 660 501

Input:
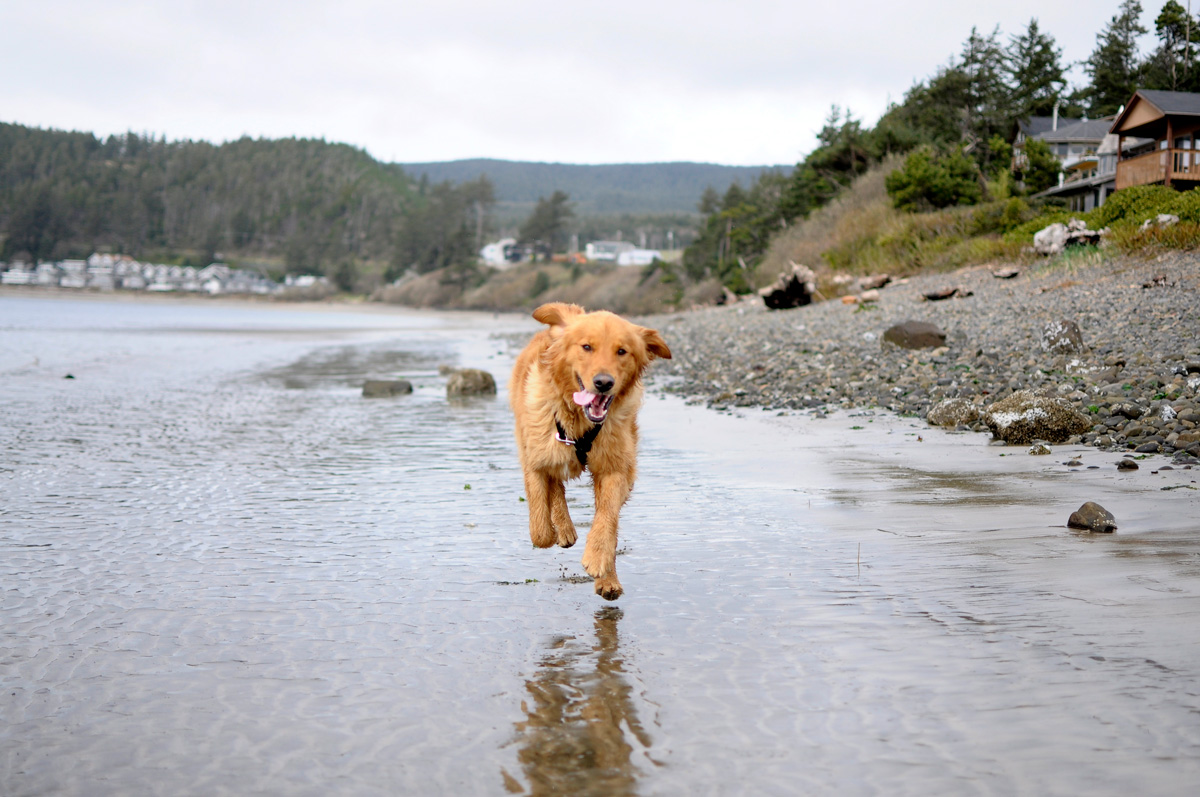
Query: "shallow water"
3 294 1199 796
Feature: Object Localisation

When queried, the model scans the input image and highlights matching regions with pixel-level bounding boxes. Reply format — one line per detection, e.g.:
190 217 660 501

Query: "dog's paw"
556 524 577 548
581 544 610 578
530 523 557 549
594 575 623 601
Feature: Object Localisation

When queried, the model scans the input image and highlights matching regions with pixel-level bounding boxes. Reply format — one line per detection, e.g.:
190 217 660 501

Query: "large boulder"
446 368 496 396
760 261 818 310
1067 502 1117 533
882 320 947 350
982 389 1092 444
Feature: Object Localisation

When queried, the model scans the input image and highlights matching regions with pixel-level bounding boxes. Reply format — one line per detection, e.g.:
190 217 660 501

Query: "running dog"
510 302 671 600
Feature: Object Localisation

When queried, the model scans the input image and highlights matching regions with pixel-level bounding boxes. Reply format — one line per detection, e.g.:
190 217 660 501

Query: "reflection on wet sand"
505 608 653 796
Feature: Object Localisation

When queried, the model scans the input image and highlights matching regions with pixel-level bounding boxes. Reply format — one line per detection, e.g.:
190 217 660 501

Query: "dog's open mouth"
572 389 614 424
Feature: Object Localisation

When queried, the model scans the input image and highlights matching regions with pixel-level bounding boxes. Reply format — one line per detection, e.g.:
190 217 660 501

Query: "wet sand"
2 294 1199 795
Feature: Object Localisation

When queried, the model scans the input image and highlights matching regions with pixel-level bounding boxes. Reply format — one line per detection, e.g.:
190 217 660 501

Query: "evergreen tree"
1084 0 1148 116
518 190 574 255
1006 19 1068 118
1142 1 1200 91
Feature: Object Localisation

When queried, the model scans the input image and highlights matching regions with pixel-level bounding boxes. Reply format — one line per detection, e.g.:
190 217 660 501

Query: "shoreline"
645 251 1200 459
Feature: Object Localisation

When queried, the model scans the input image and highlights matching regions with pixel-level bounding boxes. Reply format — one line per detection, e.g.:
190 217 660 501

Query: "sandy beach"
2 287 1200 795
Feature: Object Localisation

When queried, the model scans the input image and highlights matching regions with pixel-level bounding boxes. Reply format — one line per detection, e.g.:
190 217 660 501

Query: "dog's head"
533 302 671 424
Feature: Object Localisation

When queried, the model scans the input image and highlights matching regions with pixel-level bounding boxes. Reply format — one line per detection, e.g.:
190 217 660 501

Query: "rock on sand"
447 368 497 396
982 389 1092 445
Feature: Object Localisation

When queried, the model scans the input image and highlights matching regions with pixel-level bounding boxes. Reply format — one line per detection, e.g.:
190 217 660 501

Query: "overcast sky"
0 1 1169 166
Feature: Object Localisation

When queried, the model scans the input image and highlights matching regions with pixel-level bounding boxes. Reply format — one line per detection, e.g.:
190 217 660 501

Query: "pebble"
649 254 1200 461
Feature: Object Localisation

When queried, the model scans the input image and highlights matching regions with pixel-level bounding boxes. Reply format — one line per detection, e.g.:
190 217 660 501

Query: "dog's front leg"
548 479 577 548
524 470 558 548
582 471 630 600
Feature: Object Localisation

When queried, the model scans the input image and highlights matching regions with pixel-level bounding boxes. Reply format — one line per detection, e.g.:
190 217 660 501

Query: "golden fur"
510 302 671 600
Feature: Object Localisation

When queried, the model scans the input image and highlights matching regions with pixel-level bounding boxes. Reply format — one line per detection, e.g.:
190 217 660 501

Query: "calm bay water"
2 294 1199 796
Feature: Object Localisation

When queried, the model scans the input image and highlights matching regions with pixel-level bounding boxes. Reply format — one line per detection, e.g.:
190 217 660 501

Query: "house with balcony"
1111 89 1200 191
1014 114 1127 212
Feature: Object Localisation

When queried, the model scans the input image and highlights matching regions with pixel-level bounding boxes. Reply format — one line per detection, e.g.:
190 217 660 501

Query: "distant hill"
399 159 793 223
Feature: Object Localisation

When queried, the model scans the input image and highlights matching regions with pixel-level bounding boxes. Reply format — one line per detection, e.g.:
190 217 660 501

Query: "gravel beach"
649 252 1200 459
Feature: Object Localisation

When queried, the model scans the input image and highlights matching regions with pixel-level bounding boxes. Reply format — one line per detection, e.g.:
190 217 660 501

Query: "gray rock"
362 379 413 398
982 389 1093 445
1111 402 1144 419
1034 223 1068 255
1041 320 1084 354
927 398 981 428
1117 458 1139 471
883 320 947 350
446 368 496 396
1067 501 1117 533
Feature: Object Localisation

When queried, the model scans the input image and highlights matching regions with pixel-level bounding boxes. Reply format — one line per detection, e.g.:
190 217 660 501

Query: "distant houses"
1012 88 1200 212
0 253 282 295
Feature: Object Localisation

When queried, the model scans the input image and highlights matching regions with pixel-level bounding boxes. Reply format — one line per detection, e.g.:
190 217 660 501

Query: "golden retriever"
510 302 671 600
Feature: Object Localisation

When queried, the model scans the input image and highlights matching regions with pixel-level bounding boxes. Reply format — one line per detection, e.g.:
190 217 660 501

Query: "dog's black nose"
593 374 615 394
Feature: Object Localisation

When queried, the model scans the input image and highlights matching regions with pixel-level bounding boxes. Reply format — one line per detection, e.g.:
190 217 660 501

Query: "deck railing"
1116 148 1200 189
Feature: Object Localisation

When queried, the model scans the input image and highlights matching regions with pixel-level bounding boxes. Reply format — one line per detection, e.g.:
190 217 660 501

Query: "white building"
616 249 662 267
585 241 635 262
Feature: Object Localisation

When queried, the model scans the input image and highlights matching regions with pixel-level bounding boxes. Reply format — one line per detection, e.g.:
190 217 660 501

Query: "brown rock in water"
362 379 413 398
982 389 1092 444
882 320 947 350
1067 501 1117 533
447 368 496 396
1116 459 1139 471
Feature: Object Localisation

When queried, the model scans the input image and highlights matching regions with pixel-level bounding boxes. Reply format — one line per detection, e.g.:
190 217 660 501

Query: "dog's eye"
581 344 592 352
617 348 627 356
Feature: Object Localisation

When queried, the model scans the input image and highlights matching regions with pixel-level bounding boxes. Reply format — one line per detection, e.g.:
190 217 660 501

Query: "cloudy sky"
0 1 1165 166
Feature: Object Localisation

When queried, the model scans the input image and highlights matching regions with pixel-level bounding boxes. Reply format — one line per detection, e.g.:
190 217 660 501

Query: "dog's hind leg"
523 470 558 548
581 472 629 600
548 479 577 547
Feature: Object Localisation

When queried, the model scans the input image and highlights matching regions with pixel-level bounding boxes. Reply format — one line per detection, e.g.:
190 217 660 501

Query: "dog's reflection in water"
502 607 654 796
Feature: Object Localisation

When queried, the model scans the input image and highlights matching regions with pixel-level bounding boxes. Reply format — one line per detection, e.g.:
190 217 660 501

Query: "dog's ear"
641 327 672 360
532 302 584 328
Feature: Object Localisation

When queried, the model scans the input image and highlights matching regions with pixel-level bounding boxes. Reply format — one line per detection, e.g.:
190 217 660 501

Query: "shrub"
885 146 982 212
1090 184 1180 227
1017 139 1061 194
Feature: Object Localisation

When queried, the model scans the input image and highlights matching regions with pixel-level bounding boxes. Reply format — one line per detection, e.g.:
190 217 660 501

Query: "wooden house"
1111 89 1200 190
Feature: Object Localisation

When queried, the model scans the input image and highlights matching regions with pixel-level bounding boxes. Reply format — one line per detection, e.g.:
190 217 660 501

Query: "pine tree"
1006 19 1067 118
1142 1 1200 91
1084 0 1148 116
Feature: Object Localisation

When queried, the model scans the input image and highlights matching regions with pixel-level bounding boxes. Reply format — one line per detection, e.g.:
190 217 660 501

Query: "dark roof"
1038 118 1115 143
1016 116 1081 137
1110 89 1200 137
1135 89 1200 116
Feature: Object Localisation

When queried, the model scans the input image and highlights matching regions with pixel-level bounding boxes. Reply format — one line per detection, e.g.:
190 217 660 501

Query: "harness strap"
555 419 604 468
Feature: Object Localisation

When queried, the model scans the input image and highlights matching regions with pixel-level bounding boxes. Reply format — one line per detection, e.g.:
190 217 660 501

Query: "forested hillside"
0 123 496 288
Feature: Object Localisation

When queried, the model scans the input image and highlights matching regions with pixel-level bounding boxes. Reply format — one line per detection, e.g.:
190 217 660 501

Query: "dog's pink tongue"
573 390 597 407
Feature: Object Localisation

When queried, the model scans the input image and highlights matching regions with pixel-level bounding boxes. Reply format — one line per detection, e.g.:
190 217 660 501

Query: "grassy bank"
368 168 1200 315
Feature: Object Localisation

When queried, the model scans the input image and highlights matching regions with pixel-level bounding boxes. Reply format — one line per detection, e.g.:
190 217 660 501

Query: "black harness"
555 418 604 468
